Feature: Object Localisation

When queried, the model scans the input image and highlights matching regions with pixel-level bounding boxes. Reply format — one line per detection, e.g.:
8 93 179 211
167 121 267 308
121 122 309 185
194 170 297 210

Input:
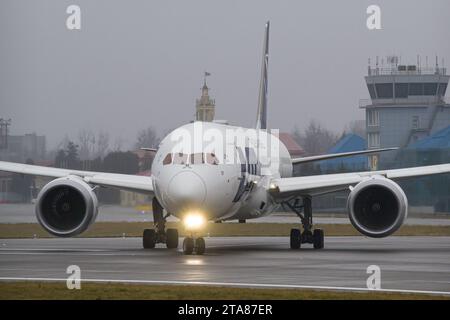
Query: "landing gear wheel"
195 237 206 255
313 229 324 249
290 228 301 249
183 237 194 255
143 229 156 249
166 228 179 249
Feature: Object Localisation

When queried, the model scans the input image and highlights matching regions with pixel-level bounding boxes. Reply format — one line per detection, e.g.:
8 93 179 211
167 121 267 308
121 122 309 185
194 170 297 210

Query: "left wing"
0 161 153 194
269 163 450 199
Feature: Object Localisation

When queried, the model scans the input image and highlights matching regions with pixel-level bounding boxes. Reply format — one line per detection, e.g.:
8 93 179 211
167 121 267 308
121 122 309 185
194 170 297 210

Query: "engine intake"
36 176 98 237
347 176 407 238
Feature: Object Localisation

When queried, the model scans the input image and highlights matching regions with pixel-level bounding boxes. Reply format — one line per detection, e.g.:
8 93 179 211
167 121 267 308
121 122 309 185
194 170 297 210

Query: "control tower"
360 56 450 170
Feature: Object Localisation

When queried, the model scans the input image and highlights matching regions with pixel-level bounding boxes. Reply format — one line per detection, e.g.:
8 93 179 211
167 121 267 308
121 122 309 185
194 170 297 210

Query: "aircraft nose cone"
167 171 206 210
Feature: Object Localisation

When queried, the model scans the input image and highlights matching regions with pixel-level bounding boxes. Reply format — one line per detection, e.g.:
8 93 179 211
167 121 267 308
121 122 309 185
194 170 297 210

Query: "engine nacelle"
347 176 408 238
36 175 98 237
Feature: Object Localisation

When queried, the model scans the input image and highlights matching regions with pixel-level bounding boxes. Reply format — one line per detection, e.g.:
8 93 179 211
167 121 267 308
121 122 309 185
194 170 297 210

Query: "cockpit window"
173 152 188 165
163 153 172 165
190 153 204 165
206 153 220 165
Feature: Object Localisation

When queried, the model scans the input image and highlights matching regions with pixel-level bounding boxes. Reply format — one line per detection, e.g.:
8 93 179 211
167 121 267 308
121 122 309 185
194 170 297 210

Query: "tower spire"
196 72 215 122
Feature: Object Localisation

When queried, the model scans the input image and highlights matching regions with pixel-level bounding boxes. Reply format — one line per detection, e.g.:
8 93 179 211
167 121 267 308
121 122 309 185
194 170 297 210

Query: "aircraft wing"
0 161 154 194
269 163 450 199
291 147 398 164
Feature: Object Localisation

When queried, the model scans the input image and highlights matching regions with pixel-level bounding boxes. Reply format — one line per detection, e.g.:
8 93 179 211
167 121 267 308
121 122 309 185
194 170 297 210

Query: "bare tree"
95 131 110 159
292 120 338 155
78 129 96 160
77 129 111 160
113 136 125 152
135 126 160 149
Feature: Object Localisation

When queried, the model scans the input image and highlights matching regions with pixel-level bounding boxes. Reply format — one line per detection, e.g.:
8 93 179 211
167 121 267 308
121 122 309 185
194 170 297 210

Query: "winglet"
255 21 270 130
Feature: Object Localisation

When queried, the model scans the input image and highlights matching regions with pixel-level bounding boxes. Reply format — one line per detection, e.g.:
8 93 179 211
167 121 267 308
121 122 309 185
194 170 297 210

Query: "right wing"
291 147 398 164
0 161 153 194
269 163 450 199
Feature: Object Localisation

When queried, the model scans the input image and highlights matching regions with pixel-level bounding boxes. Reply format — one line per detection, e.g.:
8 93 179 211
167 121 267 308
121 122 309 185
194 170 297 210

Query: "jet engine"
347 176 407 238
35 175 99 237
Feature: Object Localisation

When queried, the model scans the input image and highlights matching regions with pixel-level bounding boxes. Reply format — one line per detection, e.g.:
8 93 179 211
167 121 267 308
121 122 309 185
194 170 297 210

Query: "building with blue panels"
395 125 450 213
408 125 450 150
318 134 368 172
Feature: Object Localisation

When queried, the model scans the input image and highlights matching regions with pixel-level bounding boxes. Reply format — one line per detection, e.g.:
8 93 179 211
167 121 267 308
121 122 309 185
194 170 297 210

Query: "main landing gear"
285 196 324 250
143 198 179 249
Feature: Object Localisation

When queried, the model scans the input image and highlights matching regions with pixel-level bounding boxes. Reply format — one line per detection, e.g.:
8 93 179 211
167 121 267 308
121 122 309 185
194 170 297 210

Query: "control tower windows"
375 83 393 98
367 84 376 99
423 83 438 96
395 83 408 98
438 83 448 96
409 83 424 96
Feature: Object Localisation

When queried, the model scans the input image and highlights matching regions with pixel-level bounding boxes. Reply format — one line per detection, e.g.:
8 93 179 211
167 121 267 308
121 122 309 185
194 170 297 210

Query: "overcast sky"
1 0 449 149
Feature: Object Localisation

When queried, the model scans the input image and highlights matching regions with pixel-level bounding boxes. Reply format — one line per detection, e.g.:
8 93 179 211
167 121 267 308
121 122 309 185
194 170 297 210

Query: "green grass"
0 281 448 300
0 222 449 239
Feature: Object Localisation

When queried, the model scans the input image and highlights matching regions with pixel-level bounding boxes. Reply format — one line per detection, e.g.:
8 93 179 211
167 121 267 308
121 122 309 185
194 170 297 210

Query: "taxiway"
0 236 449 294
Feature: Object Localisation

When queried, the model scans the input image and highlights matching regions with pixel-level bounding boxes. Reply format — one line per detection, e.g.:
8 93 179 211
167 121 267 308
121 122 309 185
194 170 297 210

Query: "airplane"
0 21 449 255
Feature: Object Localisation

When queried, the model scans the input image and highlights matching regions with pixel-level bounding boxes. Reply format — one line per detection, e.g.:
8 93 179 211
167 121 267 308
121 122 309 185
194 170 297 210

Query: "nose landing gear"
143 198 179 249
183 236 206 255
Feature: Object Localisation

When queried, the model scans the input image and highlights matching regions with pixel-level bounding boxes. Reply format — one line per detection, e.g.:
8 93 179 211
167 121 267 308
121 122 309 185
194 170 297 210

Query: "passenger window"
190 153 204 165
163 153 172 165
206 153 219 165
173 153 188 165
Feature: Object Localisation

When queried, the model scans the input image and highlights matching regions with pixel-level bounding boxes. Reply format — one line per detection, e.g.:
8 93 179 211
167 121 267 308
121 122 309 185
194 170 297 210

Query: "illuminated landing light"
184 213 206 231
269 183 277 190
185 259 203 266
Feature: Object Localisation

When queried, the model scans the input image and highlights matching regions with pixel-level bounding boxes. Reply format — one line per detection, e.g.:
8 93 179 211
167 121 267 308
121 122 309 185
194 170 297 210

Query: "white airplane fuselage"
151 121 292 222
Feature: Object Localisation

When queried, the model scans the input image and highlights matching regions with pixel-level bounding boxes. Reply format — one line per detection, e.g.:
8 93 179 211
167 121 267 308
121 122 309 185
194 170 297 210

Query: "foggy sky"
1 0 449 149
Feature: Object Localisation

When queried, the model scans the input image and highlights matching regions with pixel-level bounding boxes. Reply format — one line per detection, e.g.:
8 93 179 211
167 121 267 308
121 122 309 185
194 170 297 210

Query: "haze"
1 0 449 149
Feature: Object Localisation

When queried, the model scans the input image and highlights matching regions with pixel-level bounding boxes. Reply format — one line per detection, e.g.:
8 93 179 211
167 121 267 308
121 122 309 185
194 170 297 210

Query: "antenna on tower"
375 56 379 74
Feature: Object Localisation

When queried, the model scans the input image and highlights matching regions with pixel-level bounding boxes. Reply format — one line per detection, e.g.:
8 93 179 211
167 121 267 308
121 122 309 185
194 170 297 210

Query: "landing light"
184 213 206 231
